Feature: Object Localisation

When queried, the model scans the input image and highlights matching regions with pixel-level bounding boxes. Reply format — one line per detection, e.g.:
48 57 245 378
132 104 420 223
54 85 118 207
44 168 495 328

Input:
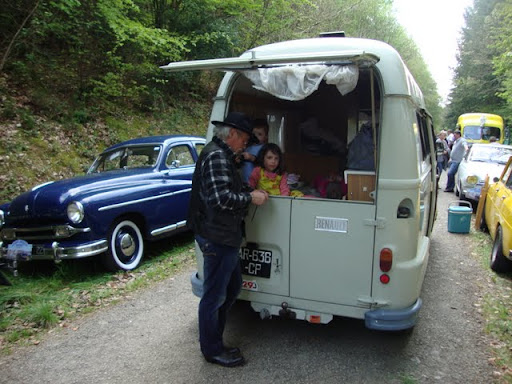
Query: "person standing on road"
188 111 269 367
445 129 468 192
446 128 455 149
436 130 450 175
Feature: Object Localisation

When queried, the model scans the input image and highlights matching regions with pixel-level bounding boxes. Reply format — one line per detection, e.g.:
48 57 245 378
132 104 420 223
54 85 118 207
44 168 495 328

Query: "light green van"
162 34 437 331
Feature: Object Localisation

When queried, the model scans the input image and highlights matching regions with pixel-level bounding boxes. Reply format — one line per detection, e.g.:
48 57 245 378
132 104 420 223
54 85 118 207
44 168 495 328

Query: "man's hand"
242 152 256 162
250 190 269 205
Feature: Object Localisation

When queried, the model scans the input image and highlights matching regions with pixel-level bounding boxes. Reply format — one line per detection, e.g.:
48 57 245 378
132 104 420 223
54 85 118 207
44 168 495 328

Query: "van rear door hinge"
363 217 386 229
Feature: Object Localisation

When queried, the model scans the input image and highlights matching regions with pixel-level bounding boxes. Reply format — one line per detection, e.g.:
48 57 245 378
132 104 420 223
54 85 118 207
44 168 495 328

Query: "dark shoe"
205 350 245 367
224 346 241 355
444 189 454 192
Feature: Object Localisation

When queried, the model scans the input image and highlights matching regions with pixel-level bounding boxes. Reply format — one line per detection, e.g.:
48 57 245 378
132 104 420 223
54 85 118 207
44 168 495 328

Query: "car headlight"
67 201 84 224
0 209 4 228
465 175 479 185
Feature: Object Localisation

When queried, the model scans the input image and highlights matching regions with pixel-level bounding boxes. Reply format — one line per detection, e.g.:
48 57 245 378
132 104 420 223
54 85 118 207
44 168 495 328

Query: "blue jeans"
195 235 242 357
446 161 460 190
436 158 445 175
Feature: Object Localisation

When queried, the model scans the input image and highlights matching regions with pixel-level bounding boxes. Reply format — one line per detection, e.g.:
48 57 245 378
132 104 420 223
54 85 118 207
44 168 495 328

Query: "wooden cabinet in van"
344 170 376 201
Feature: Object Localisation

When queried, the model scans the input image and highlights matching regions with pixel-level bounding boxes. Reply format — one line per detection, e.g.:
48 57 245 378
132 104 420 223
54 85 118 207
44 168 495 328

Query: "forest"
0 0 511 202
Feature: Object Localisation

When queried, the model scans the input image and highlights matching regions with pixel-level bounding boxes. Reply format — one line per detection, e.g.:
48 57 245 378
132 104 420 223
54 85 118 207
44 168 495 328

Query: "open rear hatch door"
160 51 379 72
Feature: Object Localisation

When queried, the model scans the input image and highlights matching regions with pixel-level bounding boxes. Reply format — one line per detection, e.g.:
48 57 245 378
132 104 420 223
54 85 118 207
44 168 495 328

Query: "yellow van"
457 113 504 144
162 35 437 331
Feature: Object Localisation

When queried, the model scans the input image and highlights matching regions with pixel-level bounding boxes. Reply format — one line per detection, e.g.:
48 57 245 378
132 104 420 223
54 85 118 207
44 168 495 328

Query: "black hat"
212 112 254 136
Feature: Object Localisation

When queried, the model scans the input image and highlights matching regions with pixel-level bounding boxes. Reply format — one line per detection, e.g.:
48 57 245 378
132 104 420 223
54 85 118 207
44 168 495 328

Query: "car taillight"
379 248 393 284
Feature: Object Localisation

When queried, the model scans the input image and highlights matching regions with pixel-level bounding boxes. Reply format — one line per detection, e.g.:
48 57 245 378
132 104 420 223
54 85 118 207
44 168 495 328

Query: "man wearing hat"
188 111 269 367
445 129 468 192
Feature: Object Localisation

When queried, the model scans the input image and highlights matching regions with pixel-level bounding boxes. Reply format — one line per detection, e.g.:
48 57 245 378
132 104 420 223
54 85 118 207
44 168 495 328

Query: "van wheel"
454 182 460 197
490 226 512 273
103 219 144 271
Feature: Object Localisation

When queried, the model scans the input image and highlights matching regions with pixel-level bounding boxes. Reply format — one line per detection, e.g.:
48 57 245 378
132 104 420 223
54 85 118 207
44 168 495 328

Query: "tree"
445 0 505 128
490 0 512 122
0 0 40 73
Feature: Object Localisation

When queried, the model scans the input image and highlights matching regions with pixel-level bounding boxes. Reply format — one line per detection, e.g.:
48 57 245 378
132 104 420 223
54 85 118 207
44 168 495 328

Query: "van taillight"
380 248 393 272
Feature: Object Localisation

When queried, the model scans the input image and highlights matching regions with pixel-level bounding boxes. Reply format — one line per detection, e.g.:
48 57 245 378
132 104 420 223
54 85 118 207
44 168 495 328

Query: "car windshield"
88 145 162 173
469 145 512 164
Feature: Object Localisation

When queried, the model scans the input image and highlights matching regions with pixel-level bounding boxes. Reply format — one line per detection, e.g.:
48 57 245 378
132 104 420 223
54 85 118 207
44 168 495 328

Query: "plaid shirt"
200 136 252 211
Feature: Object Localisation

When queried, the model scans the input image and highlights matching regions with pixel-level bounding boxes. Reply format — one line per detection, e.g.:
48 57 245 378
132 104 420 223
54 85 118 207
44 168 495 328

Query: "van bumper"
364 298 422 331
190 271 204 298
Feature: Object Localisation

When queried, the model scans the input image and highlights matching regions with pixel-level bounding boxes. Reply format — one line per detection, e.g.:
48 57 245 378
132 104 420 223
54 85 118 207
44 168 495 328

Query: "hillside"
0 75 212 204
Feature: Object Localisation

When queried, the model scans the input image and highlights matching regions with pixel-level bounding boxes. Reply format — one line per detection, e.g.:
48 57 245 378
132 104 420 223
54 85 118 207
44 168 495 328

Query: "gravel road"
0 174 495 383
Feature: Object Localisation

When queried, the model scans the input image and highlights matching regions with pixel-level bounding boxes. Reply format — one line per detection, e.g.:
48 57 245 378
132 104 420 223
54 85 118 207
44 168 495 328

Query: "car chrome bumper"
0 239 108 261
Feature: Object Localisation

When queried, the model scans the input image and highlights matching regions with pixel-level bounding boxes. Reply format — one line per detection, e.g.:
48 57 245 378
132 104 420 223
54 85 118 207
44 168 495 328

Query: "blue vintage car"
0 135 205 272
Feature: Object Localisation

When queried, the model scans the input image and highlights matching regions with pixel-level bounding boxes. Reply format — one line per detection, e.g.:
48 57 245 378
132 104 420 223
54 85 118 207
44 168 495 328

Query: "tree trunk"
0 0 40 73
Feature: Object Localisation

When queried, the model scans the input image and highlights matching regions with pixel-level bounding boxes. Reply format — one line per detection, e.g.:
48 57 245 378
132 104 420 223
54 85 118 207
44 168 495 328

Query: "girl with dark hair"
248 143 290 196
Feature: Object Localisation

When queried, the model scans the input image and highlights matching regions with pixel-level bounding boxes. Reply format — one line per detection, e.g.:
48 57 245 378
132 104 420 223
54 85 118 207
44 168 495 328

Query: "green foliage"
445 0 508 128
1 0 443 121
21 301 60 328
490 0 512 123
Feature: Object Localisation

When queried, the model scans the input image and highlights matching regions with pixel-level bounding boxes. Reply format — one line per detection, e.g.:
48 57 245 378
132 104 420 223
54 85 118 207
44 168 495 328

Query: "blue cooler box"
448 201 473 233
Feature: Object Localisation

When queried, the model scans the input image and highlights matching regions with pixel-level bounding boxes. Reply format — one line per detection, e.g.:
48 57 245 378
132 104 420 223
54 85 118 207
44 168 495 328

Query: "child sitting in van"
241 118 269 182
248 143 290 196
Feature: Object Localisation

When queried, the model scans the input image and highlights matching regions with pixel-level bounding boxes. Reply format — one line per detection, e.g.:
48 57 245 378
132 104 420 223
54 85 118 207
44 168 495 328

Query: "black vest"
188 138 248 247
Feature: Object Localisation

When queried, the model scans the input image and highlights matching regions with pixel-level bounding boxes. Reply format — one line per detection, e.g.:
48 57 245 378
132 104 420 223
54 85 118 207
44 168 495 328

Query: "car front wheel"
103 219 144 271
479 203 488 232
490 226 512 273
457 181 466 200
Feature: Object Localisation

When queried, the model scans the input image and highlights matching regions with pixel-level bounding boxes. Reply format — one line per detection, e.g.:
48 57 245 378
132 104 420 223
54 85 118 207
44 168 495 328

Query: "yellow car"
482 156 512 272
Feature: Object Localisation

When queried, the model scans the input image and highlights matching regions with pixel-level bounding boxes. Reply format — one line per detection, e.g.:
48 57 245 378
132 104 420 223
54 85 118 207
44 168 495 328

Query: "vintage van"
161 34 437 331
457 113 505 144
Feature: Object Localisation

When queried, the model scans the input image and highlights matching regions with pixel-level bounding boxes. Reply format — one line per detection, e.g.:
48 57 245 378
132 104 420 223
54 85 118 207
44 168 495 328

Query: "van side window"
416 112 432 161
415 112 433 173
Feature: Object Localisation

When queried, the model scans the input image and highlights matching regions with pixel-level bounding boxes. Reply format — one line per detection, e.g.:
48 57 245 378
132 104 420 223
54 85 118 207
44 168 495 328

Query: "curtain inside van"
242 64 358 101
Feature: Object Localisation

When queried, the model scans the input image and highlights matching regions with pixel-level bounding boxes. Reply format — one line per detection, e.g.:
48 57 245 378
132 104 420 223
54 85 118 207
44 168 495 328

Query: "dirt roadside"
0 173 496 383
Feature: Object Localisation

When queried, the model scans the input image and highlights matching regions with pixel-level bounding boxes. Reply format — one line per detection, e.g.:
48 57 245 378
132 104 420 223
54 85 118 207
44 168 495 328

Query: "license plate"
239 247 272 278
6 239 33 261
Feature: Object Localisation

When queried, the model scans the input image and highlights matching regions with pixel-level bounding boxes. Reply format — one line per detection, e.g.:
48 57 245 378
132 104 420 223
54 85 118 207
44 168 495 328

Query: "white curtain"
243 64 358 101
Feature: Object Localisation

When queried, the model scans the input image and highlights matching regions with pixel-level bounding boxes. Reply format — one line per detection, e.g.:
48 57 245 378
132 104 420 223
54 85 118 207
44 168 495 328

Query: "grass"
0 232 195 354
399 373 418 384
471 230 512 382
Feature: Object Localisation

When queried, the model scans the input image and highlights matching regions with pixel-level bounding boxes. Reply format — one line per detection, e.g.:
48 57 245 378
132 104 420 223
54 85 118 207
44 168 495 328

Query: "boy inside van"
240 118 269 182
